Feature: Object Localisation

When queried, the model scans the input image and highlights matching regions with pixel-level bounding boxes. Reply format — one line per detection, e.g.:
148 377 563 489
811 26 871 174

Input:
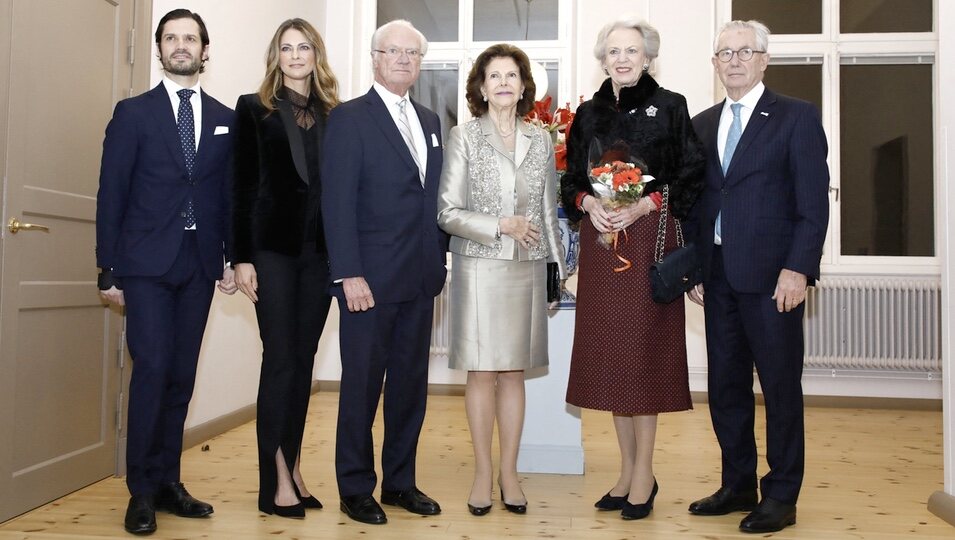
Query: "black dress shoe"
380 487 441 515
467 502 492 516
688 486 757 516
155 482 213 518
739 498 796 533
124 495 157 535
340 494 387 525
621 479 658 520
594 491 628 511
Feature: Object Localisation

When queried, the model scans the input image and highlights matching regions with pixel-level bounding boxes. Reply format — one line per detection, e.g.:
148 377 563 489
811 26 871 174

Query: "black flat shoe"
594 491 628 511
621 479 658 520
739 498 796 533
155 482 213 518
468 502 492 516
499 482 527 514
340 494 387 525
124 495 157 535
688 486 758 516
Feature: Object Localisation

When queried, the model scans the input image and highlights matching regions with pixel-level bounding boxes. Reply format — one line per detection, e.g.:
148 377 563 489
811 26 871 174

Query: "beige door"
0 0 150 522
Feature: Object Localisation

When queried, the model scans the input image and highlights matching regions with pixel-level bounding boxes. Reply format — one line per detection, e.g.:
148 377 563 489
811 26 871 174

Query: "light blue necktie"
715 102 742 244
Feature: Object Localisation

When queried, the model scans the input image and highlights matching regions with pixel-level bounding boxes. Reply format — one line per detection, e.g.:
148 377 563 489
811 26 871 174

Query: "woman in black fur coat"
561 17 704 521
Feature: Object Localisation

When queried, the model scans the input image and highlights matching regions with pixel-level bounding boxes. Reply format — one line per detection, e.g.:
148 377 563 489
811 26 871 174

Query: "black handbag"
649 185 702 304
546 262 561 302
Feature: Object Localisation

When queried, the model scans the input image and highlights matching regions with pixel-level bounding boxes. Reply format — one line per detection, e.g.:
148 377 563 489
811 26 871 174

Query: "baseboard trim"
928 491 955 527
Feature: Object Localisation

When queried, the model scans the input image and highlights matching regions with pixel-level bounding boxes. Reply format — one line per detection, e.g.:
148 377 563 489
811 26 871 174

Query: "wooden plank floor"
0 392 949 539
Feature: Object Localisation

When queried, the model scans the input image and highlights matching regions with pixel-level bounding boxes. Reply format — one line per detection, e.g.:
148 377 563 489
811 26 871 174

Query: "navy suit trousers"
703 247 806 504
122 232 215 497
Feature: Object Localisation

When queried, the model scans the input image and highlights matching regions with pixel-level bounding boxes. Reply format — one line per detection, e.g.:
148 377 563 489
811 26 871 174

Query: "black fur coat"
560 75 704 222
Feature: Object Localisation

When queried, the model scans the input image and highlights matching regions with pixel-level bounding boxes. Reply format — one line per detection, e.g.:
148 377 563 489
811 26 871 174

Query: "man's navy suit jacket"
96 82 234 281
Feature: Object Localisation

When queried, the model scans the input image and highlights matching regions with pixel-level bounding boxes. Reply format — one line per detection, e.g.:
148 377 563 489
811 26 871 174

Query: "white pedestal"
517 309 584 474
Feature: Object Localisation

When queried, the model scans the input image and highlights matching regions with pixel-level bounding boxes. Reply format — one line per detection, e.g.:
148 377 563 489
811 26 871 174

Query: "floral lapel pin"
645 105 658 117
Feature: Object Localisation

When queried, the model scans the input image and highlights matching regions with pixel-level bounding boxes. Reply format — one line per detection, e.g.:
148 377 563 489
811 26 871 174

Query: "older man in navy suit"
686 20 829 534
321 19 447 525
96 9 236 535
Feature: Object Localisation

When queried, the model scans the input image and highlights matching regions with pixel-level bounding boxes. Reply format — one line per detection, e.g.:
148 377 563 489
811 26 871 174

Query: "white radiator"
804 276 941 372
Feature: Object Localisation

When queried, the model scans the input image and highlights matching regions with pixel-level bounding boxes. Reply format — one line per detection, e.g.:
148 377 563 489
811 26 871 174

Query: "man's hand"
772 268 808 313
234 263 258 302
687 283 704 307
99 286 125 306
343 277 375 312
218 266 238 295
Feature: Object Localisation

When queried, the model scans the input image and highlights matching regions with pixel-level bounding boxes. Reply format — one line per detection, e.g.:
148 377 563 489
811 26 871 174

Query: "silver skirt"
448 253 549 371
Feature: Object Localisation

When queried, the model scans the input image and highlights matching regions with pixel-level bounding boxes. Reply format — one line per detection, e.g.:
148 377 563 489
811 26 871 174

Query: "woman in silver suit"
437 43 565 517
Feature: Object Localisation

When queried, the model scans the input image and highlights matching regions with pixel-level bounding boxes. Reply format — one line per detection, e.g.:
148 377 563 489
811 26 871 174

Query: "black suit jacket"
321 88 448 304
691 88 829 293
232 93 325 263
96 82 234 280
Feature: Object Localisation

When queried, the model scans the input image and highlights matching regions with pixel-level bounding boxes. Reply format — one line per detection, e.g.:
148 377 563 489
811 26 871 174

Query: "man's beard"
161 51 202 76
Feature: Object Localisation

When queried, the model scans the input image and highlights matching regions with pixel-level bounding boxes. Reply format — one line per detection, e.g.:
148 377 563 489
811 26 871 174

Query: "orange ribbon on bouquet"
611 229 632 273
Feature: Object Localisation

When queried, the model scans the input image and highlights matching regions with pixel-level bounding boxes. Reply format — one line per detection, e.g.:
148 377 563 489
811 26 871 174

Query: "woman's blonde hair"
257 18 340 114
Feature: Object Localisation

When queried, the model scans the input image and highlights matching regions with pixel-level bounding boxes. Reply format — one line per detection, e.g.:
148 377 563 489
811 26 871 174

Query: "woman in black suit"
232 18 340 519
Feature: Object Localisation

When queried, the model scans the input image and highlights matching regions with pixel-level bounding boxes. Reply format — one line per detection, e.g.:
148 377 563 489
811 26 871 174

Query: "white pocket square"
214 126 229 135
431 133 439 147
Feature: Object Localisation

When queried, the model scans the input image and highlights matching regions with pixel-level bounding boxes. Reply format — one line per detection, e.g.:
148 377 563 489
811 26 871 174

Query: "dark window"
841 0 932 33
763 63 823 114
839 63 934 256
411 65 459 142
473 0 558 41
732 0 822 34
377 0 458 42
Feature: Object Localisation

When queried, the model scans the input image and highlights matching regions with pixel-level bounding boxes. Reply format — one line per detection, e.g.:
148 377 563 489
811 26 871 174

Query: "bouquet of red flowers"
524 95 575 133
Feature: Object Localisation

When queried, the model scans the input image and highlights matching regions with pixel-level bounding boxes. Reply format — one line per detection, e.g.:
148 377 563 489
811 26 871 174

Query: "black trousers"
253 243 332 512
703 247 806 504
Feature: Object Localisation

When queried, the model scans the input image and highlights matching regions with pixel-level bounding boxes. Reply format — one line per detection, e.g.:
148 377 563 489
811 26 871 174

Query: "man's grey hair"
592 17 660 61
714 20 771 52
371 19 429 56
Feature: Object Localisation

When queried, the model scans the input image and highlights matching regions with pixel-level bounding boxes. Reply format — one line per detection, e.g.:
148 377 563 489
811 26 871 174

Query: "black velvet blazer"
232 92 326 263
560 76 705 222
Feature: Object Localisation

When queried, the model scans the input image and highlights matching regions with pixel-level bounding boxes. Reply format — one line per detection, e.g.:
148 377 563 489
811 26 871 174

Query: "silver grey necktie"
397 98 424 185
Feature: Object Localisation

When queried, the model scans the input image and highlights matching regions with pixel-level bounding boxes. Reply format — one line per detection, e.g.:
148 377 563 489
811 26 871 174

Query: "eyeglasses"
372 47 422 59
715 47 765 63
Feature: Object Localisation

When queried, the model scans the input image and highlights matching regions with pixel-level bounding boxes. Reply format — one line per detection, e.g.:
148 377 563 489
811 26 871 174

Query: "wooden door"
0 0 148 521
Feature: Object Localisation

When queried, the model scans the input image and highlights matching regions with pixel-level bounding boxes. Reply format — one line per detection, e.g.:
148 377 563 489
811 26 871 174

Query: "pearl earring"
643 63 649 71
482 94 487 102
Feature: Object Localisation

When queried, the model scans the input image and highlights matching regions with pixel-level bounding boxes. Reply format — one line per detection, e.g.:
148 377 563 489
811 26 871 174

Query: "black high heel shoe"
292 483 323 509
621 479 658 520
264 501 305 519
499 482 527 514
595 491 629 511
468 502 492 516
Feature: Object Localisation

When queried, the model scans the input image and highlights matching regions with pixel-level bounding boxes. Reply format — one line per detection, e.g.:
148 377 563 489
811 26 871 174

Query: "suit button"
721 188 728 195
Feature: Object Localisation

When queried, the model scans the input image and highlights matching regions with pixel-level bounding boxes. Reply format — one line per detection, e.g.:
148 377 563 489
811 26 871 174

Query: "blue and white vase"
556 206 580 309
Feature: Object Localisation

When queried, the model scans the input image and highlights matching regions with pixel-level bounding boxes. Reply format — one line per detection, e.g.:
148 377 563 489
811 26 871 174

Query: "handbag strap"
653 184 685 263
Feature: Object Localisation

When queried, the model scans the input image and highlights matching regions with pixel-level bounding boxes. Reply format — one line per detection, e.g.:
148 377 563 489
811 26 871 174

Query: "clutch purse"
649 185 702 304
546 262 561 303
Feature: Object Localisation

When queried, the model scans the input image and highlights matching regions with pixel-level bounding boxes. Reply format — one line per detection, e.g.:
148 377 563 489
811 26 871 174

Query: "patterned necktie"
177 88 197 228
715 103 743 243
397 99 424 185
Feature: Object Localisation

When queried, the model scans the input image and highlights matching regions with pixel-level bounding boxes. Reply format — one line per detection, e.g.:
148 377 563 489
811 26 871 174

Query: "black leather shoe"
688 486 757 516
292 484 323 509
468 502 491 516
594 491 628 511
621 479 658 520
380 487 441 515
499 482 527 514
124 495 157 535
340 494 387 525
739 498 796 533
155 482 213 517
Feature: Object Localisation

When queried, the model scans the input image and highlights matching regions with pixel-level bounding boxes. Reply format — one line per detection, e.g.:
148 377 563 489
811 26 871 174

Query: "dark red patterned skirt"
565 211 692 415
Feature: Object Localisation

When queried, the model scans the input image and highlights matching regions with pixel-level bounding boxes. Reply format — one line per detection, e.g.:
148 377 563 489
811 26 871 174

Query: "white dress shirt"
373 82 429 177
717 81 764 163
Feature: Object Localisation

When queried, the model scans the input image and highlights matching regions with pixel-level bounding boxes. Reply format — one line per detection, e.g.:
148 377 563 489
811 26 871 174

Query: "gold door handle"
7 217 51 234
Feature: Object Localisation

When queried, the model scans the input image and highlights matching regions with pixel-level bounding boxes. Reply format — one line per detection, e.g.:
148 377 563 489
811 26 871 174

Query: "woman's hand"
500 216 541 250
234 263 258 303
609 197 655 231
582 194 613 233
